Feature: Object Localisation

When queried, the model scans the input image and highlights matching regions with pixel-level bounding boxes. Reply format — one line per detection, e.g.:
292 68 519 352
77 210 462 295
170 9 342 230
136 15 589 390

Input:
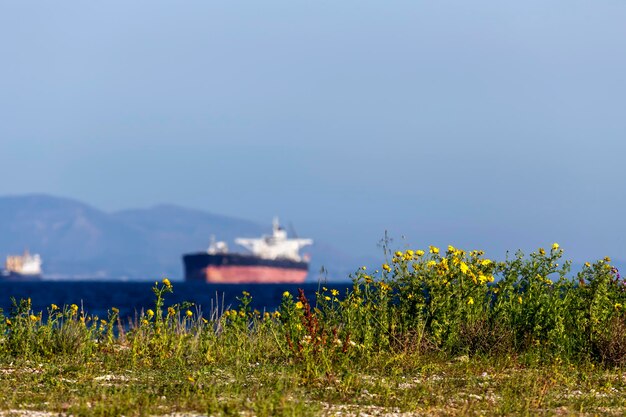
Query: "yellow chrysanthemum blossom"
460 262 469 274
415 250 425 257
552 243 560 250
295 301 304 309
186 310 193 317
467 297 474 305
382 264 391 272
282 291 290 298
162 278 171 287
429 246 440 254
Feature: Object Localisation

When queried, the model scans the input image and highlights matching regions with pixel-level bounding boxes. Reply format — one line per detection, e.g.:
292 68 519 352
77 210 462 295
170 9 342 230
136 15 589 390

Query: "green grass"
1 244 626 416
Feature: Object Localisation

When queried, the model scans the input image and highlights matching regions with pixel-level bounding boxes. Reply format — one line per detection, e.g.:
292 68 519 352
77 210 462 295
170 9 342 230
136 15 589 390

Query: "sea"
0 281 353 320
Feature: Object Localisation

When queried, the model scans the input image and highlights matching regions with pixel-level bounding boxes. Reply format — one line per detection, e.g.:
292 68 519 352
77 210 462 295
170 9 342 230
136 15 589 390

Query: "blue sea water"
0 281 352 320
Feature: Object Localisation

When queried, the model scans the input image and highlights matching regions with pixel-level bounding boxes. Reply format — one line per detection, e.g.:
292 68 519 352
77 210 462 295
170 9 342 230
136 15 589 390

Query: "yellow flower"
111 307 119 314
146 309 154 318
264 312 270 320
167 307 176 316
101 319 107 325
518 296 523 304
186 310 193 317
585 262 591 268
478 274 488 284
447 245 455 253
242 291 250 297
538 248 545 256
405 249 414 257
460 262 469 274
295 301 304 309
467 297 474 305
273 311 281 318
162 278 171 287
395 251 403 257
5 319 11 326
480 259 492 266
429 245 440 254
50 304 59 311
439 258 449 272
382 264 391 272
331 289 339 296
324 296 331 301
552 243 560 250
615 303 622 310
30 315 38 322
282 291 290 298
415 250 425 257
604 256 611 263
427 260 436 267
361 266 367 270
141 319 149 326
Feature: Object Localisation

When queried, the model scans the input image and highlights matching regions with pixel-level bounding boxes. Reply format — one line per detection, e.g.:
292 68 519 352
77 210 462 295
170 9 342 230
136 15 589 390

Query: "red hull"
203 265 307 283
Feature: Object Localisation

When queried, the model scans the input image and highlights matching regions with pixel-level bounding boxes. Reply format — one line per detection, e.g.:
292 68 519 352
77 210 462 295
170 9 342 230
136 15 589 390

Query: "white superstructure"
234 218 313 262
5 251 43 276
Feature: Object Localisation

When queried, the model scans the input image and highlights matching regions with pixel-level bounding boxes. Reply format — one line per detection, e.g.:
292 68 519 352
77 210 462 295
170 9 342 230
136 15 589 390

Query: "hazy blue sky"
1 1 625 262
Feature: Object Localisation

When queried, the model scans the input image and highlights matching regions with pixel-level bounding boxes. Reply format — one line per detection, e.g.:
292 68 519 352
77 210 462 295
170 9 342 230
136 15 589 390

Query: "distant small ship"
1 250 43 280
183 218 313 283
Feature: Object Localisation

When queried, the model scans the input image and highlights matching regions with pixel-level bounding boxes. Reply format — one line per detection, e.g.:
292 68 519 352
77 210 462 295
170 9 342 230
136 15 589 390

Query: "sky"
1 1 625 263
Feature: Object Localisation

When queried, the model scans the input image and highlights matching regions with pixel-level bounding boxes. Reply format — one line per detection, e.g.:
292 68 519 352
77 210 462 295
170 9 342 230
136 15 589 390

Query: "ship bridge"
235 218 312 262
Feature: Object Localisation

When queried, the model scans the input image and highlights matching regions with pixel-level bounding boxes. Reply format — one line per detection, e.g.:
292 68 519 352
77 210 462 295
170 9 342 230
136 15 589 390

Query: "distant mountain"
0 194 358 281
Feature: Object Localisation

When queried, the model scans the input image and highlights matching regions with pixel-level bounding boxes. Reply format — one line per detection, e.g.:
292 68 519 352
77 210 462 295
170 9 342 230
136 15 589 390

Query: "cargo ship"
1 250 43 280
183 218 313 283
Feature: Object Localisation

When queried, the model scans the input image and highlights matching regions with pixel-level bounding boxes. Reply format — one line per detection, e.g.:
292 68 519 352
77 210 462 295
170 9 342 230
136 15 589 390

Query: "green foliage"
1 246 626 415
